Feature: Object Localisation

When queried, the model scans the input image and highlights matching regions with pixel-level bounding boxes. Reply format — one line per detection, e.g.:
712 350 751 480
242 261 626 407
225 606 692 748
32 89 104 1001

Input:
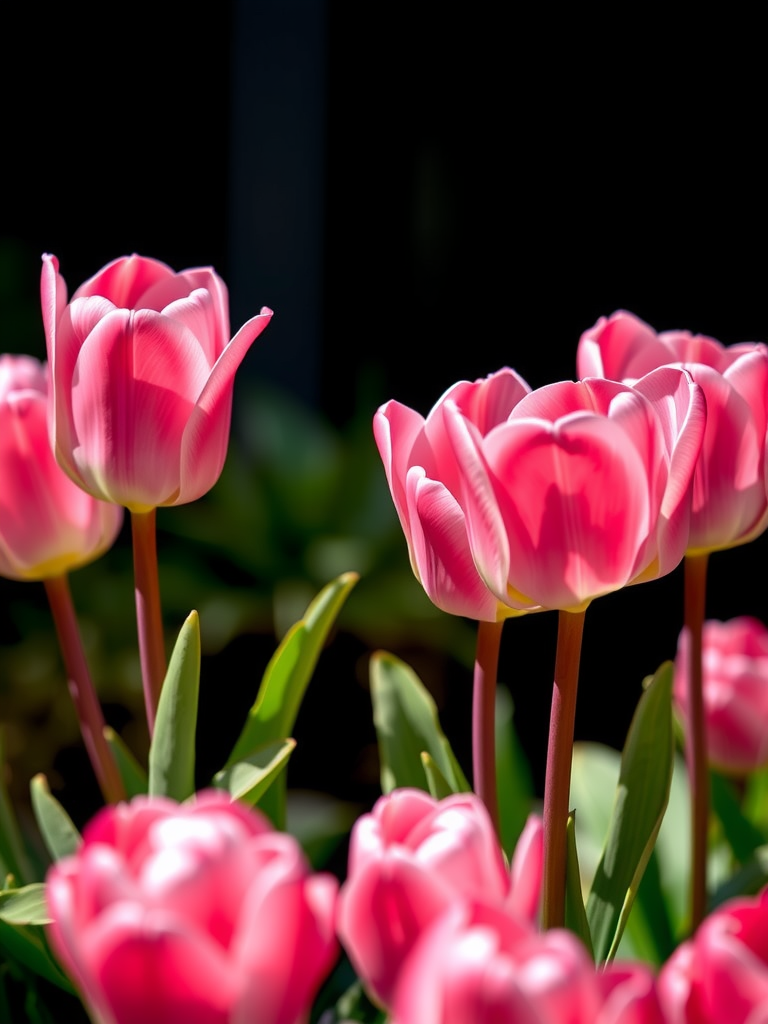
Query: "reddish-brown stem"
684 551 710 932
131 508 166 736
44 574 125 804
542 607 586 930
472 619 505 838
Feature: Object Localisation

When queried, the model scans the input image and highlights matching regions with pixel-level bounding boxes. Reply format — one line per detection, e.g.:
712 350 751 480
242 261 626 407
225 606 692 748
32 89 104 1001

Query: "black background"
2 3 767 811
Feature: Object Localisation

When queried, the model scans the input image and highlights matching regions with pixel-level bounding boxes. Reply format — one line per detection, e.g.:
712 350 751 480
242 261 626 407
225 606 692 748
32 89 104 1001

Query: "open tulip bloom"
4 258 768 1023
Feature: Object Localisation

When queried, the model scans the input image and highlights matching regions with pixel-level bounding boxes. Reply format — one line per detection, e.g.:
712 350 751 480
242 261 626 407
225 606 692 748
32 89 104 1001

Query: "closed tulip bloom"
336 788 536 1010
374 367 538 620
390 900 666 1024
0 353 122 580
443 368 705 612
46 790 339 1024
41 253 273 512
658 888 768 1024
577 310 768 555
674 616 768 775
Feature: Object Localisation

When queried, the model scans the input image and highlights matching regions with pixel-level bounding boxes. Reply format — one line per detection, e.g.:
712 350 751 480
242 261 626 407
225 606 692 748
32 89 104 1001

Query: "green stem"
542 608 587 930
684 551 710 931
472 619 504 837
131 508 166 736
44 575 125 804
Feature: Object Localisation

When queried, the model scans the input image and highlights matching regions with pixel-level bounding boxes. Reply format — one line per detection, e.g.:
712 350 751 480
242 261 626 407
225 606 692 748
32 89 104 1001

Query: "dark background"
1 2 767 826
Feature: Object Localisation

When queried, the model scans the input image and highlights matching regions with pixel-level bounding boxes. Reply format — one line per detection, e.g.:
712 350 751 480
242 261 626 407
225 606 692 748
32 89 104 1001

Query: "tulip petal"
71 309 212 508
72 253 176 308
86 904 238 1024
577 310 672 382
178 308 273 505
373 400 429 533
405 468 501 620
140 269 230 364
482 416 651 609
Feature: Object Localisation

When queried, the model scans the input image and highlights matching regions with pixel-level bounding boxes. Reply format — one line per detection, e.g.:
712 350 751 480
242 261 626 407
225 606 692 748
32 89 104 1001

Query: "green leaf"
370 650 470 795
0 885 51 927
223 572 358 828
564 812 594 959
103 727 148 798
495 685 534 859
585 662 675 963
29 777 81 863
421 752 455 799
212 739 296 806
148 611 201 801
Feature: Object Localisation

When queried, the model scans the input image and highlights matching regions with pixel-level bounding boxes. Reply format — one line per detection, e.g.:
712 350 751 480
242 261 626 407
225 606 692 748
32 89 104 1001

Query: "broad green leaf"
224 572 358 828
103 727 148 798
148 611 201 801
495 685 534 858
0 885 50 926
370 650 470 794
29 777 80 863
0 729 33 885
743 766 768 835
585 662 675 963
421 752 456 799
212 739 296 805
564 813 594 959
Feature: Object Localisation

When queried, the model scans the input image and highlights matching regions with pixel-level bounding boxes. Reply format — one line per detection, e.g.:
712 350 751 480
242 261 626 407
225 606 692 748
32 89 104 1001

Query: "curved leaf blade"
370 650 470 794
585 662 675 963
148 611 201 801
29 776 81 863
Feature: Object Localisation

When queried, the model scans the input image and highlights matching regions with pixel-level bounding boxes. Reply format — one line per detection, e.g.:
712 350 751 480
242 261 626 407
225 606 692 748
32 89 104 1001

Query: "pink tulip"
443 368 705 612
577 310 768 554
657 888 768 1024
41 253 273 512
374 366 538 620
0 353 122 580
46 790 339 1024
674 616 768 775
336 788 541 1009
390 899 666 1024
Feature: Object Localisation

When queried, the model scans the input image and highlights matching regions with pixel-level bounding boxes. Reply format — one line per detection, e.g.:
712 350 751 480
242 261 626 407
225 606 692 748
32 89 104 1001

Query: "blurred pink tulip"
658 888 768 1024
674 616 768 776
0 354 122 580
374 366 538 620
46 790 339 1024
443 368 705 611
336 789 540 1009
390 899 666 1024
577 310 768 555
41 253 273 512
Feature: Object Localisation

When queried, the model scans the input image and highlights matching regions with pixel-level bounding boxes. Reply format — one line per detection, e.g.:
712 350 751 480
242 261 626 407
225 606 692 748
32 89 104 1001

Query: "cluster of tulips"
1 250 768 1023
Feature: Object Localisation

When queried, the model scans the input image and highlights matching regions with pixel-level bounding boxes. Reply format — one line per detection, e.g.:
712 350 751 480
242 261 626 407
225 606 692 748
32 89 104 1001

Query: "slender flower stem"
684 551 710 932
131 508 166 736
542 607 587 930
44 575 125 804
472 619 505 838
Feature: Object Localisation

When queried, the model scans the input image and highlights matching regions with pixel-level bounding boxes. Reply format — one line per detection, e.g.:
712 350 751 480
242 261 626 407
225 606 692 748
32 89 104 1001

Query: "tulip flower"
336 788 540 1010
0 354 122 582
40 253 273 512
578 309 768 928
41 252 273 735
390 899 667 1024
46 789 339 1024
657 888 768 1023
576 310 768 556
674 616 768 776
374 365 535 622
0 353 124 802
